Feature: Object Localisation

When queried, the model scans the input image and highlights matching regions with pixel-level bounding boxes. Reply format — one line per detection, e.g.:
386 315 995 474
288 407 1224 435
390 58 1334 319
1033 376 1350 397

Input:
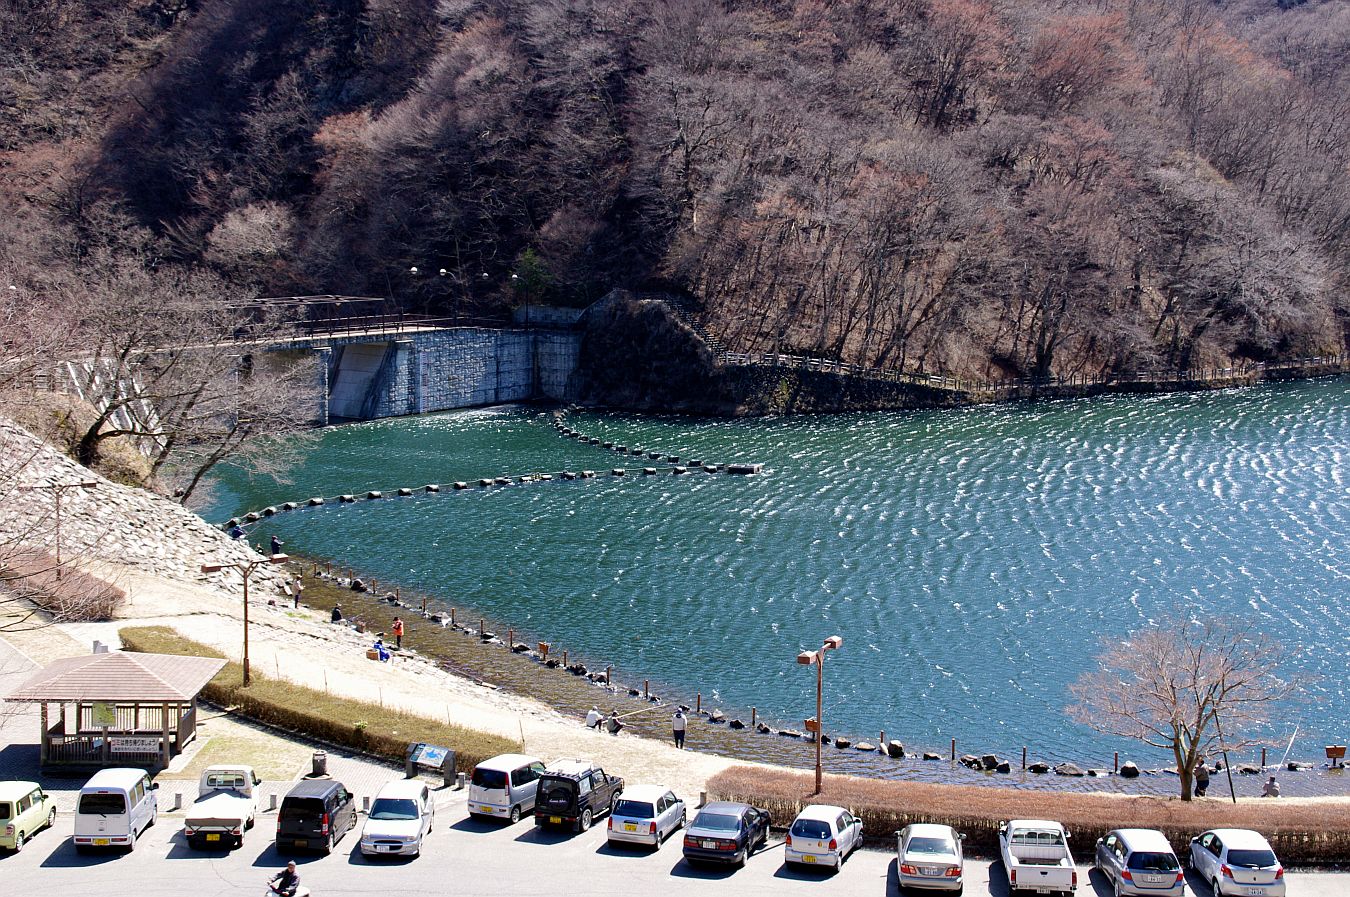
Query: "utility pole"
19 480 98 579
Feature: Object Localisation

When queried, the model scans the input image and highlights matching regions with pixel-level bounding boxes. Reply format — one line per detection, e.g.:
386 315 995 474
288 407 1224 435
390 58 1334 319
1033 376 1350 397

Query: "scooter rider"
269 861 301 896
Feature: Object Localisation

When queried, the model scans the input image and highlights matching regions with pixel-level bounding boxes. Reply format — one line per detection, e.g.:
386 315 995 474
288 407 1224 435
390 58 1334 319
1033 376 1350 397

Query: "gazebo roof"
3 651 226 704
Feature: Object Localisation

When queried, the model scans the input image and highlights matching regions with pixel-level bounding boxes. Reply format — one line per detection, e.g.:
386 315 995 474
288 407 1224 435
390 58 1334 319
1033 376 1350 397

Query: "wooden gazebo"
3 650 226 771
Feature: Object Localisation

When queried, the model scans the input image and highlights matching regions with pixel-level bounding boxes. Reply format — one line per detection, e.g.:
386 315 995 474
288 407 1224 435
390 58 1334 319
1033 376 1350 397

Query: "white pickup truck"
183 765 260 849
999 819 1078 896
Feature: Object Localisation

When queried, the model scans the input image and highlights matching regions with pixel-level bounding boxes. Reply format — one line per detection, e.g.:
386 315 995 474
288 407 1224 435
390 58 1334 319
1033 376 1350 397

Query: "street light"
18 480 98 579
796 634 844 795
201 552 288 686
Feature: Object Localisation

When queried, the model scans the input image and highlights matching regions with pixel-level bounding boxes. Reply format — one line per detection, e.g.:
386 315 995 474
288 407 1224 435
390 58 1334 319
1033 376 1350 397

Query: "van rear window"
280 796 326 822
472 768 508 790
79 793 127 815
1128 851 1180 871
613 799 655 819
790 819 831 840
0 802 11 820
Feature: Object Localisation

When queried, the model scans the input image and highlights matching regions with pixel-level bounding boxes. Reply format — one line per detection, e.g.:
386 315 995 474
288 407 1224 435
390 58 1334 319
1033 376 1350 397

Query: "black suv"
532 759 624 833
275 779 357 854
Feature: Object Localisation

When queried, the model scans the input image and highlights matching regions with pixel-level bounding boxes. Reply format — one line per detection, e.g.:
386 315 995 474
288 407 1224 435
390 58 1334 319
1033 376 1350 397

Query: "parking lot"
3 781 1348 897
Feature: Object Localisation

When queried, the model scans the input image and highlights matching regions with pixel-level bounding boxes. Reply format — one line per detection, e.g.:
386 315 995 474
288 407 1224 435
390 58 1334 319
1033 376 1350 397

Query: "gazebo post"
39 703 48 766
161 702 171 768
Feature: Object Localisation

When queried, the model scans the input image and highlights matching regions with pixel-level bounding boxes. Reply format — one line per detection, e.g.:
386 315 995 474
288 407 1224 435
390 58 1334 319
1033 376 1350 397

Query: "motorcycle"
264 881 311 897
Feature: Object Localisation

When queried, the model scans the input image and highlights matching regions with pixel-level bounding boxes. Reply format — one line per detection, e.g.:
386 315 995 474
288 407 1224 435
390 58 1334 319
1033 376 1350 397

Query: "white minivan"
467 753 547 824
73 768 158 851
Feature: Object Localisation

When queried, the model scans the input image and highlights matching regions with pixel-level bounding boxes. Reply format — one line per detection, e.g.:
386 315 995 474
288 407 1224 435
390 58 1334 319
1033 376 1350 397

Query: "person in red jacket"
392 616 405 649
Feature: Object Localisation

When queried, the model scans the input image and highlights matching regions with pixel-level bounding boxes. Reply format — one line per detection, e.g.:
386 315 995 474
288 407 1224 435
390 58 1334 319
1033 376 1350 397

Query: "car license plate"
802 855 816 864
295 839 307 847
922 867 942 876
1245 890 1265 896
1036 889 1052 895
205 833 220 842
1145 875 1163 884
550 816 562 824
702 840 717 849
624 823 637 832
93 838 110 846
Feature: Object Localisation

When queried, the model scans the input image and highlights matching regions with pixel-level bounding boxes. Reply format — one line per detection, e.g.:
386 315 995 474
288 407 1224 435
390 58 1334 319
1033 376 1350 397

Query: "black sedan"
682 801 771 868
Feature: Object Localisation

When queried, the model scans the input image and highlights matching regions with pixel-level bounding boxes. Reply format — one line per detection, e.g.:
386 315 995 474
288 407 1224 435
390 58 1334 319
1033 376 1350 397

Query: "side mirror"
959 833 967 840
150 782 160 790
253 776 261 786
1096 838 1104 846
1191 836 1200 843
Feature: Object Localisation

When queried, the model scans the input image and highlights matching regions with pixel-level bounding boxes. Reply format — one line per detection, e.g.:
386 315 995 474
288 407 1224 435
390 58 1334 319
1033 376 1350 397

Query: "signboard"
111 737 160 754
410 743 451 769
90 702 117 728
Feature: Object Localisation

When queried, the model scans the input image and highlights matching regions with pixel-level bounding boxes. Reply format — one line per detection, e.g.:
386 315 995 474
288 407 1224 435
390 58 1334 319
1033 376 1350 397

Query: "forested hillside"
3 0 1348 382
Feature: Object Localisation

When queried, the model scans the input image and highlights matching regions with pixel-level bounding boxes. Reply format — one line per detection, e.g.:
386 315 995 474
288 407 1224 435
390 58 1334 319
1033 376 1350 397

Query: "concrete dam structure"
313 326 580 423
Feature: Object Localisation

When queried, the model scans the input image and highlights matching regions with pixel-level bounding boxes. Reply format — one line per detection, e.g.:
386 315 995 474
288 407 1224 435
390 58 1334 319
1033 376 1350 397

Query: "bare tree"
1068 615 1299 801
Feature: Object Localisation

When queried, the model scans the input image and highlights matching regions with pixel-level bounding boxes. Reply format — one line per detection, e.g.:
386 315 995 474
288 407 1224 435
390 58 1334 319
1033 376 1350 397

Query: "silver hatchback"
1095 829 1185 897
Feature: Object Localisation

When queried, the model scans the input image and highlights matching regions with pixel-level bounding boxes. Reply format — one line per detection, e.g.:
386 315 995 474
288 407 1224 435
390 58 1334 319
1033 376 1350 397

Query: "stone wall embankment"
0 419 285 600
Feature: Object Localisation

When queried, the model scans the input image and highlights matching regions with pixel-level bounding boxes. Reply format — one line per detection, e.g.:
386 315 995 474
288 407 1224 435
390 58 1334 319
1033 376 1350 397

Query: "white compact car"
359 780 434 858
897 823 965 892
606 785 685 848
1189 829 1285 897
784 804 863 871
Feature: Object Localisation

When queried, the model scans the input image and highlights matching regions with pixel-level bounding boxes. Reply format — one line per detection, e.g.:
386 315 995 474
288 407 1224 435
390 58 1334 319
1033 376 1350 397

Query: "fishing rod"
1276 724 1299 769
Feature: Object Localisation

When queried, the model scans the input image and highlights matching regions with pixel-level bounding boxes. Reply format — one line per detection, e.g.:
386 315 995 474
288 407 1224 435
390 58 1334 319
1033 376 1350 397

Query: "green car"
0 781 57 852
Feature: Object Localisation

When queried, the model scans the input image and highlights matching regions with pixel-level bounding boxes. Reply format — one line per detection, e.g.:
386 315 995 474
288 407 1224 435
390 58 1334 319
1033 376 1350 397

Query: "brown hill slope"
3 0 1347 384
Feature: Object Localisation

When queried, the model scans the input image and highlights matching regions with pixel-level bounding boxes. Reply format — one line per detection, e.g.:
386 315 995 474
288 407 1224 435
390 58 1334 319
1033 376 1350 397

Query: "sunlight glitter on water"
207 379 1349 767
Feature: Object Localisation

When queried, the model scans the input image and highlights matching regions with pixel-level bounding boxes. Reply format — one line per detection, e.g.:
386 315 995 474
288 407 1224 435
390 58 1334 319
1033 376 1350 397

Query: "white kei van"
73 768 159 851
467 754 547 824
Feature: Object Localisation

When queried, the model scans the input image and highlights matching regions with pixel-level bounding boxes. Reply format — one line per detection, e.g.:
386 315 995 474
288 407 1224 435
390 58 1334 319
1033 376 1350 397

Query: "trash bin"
312 750 328 777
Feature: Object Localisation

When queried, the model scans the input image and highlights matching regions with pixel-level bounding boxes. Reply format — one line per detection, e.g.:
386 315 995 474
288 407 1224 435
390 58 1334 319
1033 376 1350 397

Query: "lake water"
205 378 1348 767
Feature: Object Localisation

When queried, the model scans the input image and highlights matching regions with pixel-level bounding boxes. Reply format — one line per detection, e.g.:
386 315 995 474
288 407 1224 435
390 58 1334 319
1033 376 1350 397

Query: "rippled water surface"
206 379 1348 766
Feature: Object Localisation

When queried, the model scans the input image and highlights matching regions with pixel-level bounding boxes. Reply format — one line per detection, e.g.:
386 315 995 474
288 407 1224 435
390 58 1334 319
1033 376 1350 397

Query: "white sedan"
898 823 965 892
1189 829 1286 897
784 804 863 871
606 785 686 848
359 781 434 858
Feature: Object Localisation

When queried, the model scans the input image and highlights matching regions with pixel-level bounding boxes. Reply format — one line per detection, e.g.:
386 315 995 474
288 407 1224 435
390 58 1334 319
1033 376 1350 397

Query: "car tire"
13 831 23 852
735 848 746 869
1212 878 1223 897
46 808 56 831
1114 878 1125 897
321 834 333 856
245 814 255 830
509 805 521 824
126 828 136 852
579 808 593 832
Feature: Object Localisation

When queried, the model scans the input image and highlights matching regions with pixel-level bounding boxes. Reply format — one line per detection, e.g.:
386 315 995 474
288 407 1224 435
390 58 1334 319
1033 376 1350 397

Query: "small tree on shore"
1068 616 1298 801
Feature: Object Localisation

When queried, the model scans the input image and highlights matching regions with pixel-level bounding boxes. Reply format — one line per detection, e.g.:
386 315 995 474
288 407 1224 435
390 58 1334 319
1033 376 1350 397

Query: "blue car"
682 801 771 868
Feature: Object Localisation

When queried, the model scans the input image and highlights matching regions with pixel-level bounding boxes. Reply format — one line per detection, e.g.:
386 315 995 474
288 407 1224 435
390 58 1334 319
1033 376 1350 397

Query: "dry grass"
708 766 1350 865
120 625 521 773
1 551 125 621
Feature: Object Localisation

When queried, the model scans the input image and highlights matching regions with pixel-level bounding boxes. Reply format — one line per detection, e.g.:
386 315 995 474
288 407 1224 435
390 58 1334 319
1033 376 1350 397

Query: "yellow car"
1 780 57 852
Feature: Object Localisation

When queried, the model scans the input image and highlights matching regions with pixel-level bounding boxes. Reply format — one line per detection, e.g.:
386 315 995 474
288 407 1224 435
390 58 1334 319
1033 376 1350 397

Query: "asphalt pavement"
3 782 1348 897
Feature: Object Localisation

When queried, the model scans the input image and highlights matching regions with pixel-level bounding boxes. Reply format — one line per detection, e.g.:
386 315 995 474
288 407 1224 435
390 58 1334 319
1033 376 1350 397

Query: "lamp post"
201 552 288 686
796 634 844 795
19 480 98 579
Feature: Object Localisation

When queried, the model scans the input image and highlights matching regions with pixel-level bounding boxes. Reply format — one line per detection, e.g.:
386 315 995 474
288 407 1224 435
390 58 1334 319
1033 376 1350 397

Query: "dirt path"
62 564 746 797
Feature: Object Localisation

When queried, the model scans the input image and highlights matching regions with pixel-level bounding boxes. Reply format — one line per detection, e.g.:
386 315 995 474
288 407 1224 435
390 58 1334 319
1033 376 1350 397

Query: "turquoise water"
205 379 1349 765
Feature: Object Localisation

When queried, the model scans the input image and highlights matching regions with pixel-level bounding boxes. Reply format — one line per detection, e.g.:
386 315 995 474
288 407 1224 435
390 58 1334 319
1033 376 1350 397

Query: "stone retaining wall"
0 419 285 599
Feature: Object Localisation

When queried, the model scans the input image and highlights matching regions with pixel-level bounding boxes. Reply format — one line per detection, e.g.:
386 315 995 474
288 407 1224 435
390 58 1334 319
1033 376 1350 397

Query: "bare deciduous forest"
3 0 1348 383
